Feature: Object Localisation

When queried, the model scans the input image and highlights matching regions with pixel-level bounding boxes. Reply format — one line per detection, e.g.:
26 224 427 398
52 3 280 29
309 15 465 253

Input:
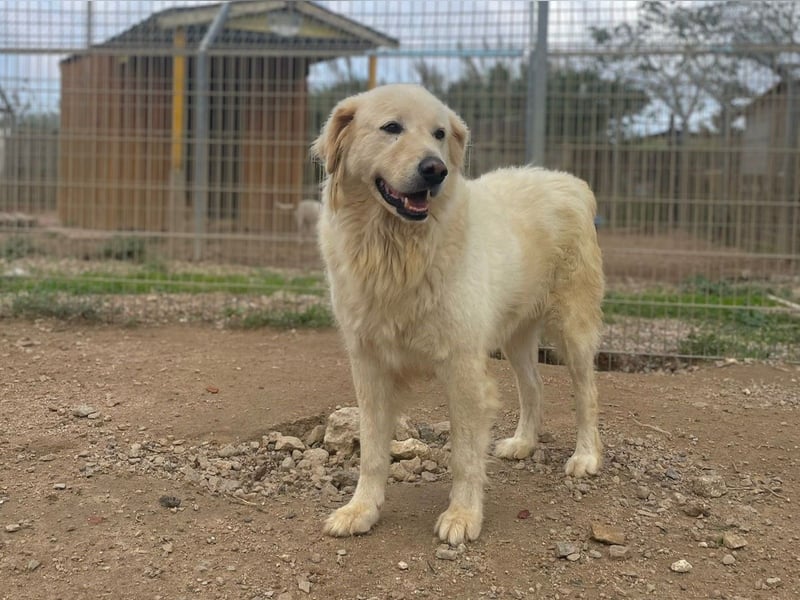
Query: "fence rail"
1 0 798 363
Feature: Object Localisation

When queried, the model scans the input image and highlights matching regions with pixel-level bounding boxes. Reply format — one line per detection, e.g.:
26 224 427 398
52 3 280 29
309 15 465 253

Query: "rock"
281 456 295 471
389 462 411 482
682 503 709 518
324 407 360 455
217 444 242 458
555 542 580 558
395 415 419 441
53 483 67 490
399 456 423 475
159 495 181 509
275 435 305 452
722 554 736 565
722 532 747 549
538 432 556 444
331 468 358 489
72 405 96 418
590 523 626 546
670 559 693 573
588 550 602 559
297 576 311 594
608 545 629 560
390 438 430 460
691 474 727 498
303 425 326 447
5 523 21 533
435 546 459 561
129 443 143 459
431 421 451 438
636 485 651 500
397 561 409 570
566 552 581 562
26 559 41 572
303 448 329 467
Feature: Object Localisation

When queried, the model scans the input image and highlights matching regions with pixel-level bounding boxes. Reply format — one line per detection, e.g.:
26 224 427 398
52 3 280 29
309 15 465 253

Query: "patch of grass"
10 292 106 322
1 269 325 296
100 237 147 262
234 304 334 329
605 277 800 359
2 236 38 260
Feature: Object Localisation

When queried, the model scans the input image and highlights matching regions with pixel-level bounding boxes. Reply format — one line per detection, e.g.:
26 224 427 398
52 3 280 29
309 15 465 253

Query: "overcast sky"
0 1 778 135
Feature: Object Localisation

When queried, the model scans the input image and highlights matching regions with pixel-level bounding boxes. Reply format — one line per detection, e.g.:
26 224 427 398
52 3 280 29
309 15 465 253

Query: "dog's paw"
323 502 380 537
435 506 482 545
493 436 537 460
564 450 602 478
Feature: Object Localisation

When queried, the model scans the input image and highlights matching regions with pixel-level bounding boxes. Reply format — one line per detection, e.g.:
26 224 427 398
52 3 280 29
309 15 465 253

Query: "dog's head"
311 84 469 221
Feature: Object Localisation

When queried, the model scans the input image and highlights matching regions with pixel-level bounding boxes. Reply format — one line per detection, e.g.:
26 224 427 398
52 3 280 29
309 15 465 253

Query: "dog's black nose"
418 157 448 185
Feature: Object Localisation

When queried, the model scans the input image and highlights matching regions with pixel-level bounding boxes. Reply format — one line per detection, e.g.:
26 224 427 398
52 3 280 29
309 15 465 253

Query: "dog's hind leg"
324 354 398 537
556 297 603 478
494 320 544 460
435 356 500 545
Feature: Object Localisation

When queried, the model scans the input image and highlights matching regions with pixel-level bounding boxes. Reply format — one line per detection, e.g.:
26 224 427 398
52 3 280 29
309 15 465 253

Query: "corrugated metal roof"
63 0 398 63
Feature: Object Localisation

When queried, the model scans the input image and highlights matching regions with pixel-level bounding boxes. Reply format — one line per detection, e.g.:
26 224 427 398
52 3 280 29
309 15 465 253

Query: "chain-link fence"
1 0 798 363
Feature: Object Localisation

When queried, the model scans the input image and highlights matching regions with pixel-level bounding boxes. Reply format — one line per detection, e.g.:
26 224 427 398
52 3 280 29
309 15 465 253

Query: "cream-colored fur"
312 84 604 545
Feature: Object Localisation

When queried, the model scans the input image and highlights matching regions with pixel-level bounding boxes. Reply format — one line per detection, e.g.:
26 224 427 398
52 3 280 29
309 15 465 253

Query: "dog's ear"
311 96 358 175
447 110 470 172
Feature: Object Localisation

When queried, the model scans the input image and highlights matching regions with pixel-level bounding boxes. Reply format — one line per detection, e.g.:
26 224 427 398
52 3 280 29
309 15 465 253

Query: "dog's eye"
434 128 446 140
380 121 403 135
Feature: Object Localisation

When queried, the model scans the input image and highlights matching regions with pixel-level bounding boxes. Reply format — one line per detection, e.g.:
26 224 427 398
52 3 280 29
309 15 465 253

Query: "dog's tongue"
403 190 430 213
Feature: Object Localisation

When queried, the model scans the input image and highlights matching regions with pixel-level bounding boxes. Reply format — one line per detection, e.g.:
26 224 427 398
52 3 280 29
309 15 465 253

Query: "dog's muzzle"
376 157 448 221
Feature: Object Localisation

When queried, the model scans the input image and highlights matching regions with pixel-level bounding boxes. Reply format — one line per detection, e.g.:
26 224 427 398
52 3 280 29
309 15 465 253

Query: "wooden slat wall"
58 54 172 231
59 53 308 233
240 56 307 232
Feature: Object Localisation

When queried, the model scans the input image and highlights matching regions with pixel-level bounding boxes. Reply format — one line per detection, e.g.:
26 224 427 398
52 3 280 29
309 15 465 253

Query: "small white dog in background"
276 198 321 241
312 84 604 545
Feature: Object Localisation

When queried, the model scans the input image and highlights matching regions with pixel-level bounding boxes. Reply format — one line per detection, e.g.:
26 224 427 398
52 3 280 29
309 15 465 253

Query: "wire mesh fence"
1 0 798 363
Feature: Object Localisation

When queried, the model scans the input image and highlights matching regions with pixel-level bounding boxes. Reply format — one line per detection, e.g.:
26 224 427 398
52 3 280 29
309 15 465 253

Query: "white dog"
312 84 604 545
276 199 321 240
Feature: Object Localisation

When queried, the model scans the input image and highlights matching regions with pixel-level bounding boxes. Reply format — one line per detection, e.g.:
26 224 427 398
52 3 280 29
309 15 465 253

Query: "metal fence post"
193 2 231 261
526 0 548 166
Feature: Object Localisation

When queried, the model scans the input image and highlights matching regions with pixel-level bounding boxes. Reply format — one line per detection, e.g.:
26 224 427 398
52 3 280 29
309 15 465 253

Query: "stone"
397 561 409 570
670 559 693 573
399 456 423 475
682 503 709 518
129 443 143 459
275 435 306 452
590 523 626 545
72 405 96 418
389 462 411 482
217 444 242 458
431 421 451 438
555 542 580 558
722 554 736 565
394 415 419 441
691 474 727 498
303 424 326 447
435 546 459 561
390 438 430 460
324 407 360 455
302 448 329 467
722 532 747 549
5 523 21 533
608 545 629 560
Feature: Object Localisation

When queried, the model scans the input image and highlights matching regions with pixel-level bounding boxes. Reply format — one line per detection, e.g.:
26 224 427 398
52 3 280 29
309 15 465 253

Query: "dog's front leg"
324 354 397 537
435 357 500 545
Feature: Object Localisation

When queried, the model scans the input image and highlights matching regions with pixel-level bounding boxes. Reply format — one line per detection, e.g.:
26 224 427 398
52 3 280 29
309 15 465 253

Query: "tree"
590 0 752 137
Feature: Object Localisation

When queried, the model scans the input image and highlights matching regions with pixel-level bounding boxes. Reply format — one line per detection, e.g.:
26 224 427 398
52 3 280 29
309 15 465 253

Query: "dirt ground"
1 320 798 600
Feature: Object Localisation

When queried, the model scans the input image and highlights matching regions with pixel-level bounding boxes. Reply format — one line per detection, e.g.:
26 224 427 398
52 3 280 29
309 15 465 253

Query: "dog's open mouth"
376 178 430 221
